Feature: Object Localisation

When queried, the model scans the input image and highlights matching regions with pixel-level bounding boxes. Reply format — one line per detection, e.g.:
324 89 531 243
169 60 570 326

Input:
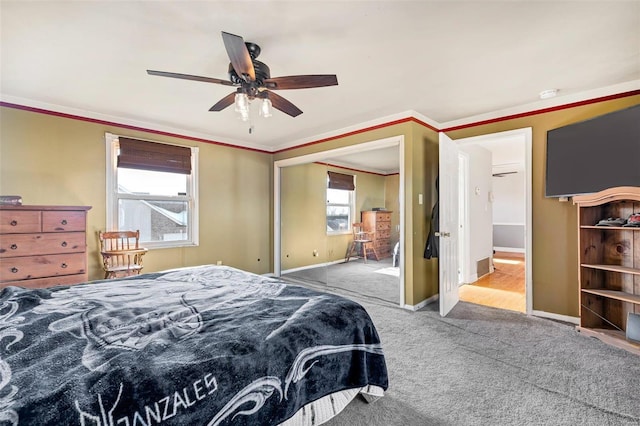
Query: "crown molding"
272 110 439 153
3 80 638 155
0 94 273 153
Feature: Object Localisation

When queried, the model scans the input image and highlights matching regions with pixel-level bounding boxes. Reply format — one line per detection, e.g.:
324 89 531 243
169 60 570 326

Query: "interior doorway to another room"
454 128 531 314
459 251 525 312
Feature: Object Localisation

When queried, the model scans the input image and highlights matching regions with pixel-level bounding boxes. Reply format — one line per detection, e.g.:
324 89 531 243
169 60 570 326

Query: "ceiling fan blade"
221 31 255 82
264 75 338 90
267 91 303 117
209 92 237 112
147 70 234 86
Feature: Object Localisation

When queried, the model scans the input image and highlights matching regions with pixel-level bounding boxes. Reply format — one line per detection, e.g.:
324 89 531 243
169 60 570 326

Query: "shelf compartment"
581 288 640 305
580 225 640 230
580 291 632 332
576 326 640 356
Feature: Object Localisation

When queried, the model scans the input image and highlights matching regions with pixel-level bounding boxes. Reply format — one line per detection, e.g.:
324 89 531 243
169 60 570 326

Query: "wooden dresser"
362 210 392 259
0 205 92 289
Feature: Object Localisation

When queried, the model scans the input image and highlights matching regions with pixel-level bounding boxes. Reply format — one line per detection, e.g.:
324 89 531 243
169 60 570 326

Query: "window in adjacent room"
105 133 199 248
326 171 355 235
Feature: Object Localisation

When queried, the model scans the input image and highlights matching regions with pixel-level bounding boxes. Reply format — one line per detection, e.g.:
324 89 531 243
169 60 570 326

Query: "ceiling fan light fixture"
260 98 272 118
234 92 249 113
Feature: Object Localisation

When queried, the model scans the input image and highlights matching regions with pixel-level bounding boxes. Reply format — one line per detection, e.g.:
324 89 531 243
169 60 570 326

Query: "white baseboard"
404 294 438 311
493 247 525 253
281 259 345 275
531 310 579 325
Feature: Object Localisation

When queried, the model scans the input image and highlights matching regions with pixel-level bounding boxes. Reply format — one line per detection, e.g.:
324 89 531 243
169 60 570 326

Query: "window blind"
327 171 355 190
118 137 192 174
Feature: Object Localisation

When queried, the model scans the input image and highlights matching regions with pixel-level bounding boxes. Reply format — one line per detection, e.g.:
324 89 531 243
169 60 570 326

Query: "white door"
439 132 460 316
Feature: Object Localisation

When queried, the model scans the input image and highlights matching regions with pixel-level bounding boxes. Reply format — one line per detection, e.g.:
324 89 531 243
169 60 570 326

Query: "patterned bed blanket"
0 265 388 425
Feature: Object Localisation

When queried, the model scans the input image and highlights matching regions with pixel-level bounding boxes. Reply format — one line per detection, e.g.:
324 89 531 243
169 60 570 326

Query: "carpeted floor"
282 258 400 304
282 286 640 426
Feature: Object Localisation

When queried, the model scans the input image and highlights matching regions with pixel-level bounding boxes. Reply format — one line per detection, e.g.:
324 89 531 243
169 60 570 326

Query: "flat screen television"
545 104 640 198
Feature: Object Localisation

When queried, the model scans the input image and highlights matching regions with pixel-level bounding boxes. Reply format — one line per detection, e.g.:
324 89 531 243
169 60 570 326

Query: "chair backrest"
98 230 147 278
352 223 372 241
98 230 141 252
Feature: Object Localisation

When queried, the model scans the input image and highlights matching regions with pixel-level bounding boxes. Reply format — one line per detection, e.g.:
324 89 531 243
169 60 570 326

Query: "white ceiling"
1 1 639 172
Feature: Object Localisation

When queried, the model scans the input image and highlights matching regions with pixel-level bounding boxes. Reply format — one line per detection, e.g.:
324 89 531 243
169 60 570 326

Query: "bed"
0 265 388 425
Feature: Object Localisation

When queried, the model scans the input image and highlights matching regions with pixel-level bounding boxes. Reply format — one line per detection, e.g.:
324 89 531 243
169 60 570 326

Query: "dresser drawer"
0 232 86 258
42 210 86 232
0 210 41 234
376 212 391 222
0 253 86 282
375 221 391 231
0 273 87 289
376 229 391 239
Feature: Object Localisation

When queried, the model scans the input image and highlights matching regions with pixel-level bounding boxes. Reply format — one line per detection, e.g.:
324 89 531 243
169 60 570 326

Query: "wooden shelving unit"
573 186 640 355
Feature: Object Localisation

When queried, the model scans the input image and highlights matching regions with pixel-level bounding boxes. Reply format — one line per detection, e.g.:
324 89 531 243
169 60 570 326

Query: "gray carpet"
285 285 640 425
283 258 400 304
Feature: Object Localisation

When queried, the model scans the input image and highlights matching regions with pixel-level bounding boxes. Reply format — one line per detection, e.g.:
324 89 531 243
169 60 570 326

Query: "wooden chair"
345 222 379 263
98 230 148 279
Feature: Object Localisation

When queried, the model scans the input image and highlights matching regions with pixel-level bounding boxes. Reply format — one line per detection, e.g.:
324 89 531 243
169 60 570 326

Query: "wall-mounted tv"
545 104 640 198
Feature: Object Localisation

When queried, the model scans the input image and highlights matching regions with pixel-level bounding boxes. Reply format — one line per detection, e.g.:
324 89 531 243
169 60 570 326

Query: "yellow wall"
446 95 640 316
0 107 274 280
410 123 440 304
280 162 387 270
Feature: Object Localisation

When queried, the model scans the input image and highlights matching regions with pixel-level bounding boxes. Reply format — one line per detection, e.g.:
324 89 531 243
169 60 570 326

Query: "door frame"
273 135 406 307
453 127 533 314
458 151 470 285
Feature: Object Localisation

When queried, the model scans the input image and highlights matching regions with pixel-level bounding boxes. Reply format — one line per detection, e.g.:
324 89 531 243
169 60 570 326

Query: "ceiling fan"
147 31 338 118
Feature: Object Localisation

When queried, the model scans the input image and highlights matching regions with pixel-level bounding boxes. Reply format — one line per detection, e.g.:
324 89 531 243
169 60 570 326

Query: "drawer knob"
61 263 68 269
61 241 68 247
61 219 68 225
10 244 17 250
10 267 18 273
10 220 17 226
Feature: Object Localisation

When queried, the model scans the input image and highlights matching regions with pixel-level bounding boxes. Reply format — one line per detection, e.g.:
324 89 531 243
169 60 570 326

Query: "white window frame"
326 185 355 236
105 132 199 249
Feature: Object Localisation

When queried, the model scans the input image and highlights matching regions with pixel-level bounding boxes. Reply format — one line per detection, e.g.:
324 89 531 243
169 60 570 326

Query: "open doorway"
453 128 531 314
460 251 525 312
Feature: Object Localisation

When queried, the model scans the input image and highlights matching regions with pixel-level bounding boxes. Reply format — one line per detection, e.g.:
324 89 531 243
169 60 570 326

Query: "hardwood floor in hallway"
459 251 525 313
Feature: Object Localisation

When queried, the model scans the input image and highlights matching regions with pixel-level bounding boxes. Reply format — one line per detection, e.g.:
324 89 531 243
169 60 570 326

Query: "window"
105 133 199 249
327 171 355 234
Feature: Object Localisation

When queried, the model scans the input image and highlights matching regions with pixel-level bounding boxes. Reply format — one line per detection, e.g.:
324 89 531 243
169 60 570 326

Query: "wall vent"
477 257 490 278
